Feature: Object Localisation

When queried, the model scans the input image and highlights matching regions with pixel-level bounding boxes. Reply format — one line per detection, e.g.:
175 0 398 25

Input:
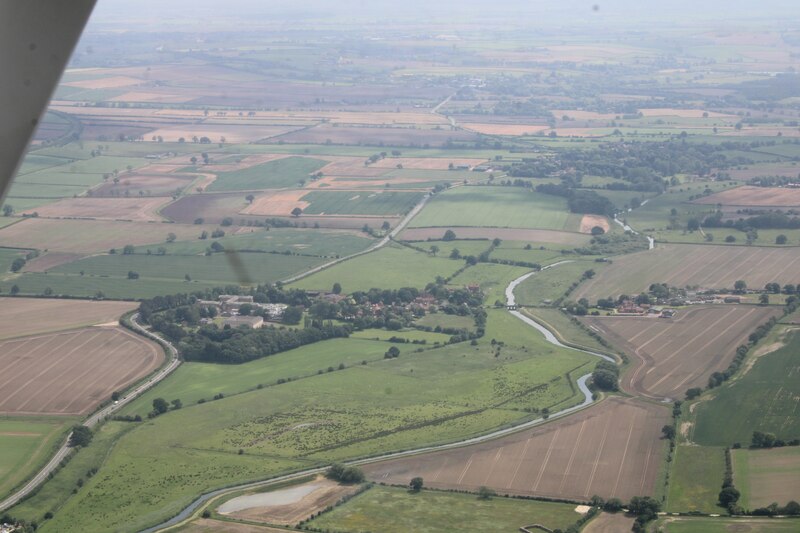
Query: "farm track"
0 314 180 513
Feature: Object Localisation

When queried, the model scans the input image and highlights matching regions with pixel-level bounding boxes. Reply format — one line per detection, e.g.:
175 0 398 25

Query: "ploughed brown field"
574 244 800 302
363 397 669 502
692 185 800 207
91 173 195 197
0 326 162 415
581 305 780 400
27 196 170 222
0 297 136 340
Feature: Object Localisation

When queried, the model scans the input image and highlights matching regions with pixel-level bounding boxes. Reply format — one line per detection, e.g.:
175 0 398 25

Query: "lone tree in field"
382 220 391 231
409 477 424 492
2 204 13 216
69 425 93 447
429 245 439 256
442 229 456 241
246 194 255 204
152 398 169 415
291 207 303 217
776 234 788 245
127 271 140 280
332 282 342 295
590 226 605 236
734 280 747 293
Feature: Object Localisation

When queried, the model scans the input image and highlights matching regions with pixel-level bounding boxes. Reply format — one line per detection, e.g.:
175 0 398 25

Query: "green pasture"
514 260 602 305
732 447 800 509
300 190 423 215
289 244 462 293
529 307 609 353
0 248 27 273
206 156 327 191
692 330 800 447
666 445 726 513
408 186 581 231
414 313 475 331
309 485 580 533
448 263 531 304
657 517 800 533
0 418 73 501
37 308 593 532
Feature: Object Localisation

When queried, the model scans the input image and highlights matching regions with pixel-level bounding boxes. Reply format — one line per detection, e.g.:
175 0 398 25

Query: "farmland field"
693 185 800 207
408 186 581 231
308 485 580 533
692 330 800 447
206 156 328 191
0 418 72 501
298 190 423 216
363 397 669 502
657 517 800 532
733 447 800 508
27 196 171 222
574 244 800 302
582 306 779 400
401 226 591 245
0 326 163 415
667 445 726 513
39 314 595 532
289 244 463 292
515 260 603 306
0 297 136 340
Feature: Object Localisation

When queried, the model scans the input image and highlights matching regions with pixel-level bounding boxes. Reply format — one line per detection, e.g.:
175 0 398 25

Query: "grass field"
0 248 26 273
0 417 72 501
0 273 220 299
489 244 570 266
408 186 581 231
52 251 322 286
523 307 609 354
132 228 373 258
308 485 581 533
206 156 328 191
299 190 423 215
289 244 463 293
414 313 475 331
515 260 602 305
658 517 800 532
692 330 800 447
448 263 531 304
36 309 593 532
667 445 726 513
733 447 800 508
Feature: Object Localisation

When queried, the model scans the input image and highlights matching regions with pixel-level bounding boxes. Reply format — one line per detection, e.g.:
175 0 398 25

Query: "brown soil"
693 185 800 207
28 197 171 222
240 190 311 216
0 297 136 340
581 512 635 533
579 215 610 234
22 252 84 272
0 326 163 415
183 519 287 533
363 397 669 502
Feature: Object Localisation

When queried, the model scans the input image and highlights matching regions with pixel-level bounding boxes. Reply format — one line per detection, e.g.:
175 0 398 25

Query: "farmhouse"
223 315 264 329
617 299 646 315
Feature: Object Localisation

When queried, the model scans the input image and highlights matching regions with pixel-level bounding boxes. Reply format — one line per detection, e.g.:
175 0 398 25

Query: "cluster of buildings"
616 300 676 318
197 295 288 329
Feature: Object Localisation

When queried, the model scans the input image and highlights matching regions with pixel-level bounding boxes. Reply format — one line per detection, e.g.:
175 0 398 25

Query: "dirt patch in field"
693 185 800 207
580 215 610 234
582 512 635 533
581 306 780 400
241 190 311 216
364 397 669 502
22 252 84 272
28 197 170 222
220 478 359 526
400 227 590 245
0 297 136 340
0 326 162 415
62 75 143 89
463 123 549 136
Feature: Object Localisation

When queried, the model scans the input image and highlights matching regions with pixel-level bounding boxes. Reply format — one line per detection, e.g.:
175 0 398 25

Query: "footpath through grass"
308 485 580 533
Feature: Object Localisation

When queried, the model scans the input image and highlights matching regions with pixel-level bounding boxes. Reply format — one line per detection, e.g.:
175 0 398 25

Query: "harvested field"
0 218 216 254
0 297 136 340
582 306 779 400
91 173 194 197
638 108 735 118
724 164 800 181
146 124 301 144
28 197 170 222
319 157 394 177
733 447 800 508
579 215 610 234
0 326 162 415
574 244 800 301
369 157 487 170
219 478 359 526
400 226 590 245
363 397 669 502
693 185 800 207
199 154 288 173
463 123 548 136
241 190 310 216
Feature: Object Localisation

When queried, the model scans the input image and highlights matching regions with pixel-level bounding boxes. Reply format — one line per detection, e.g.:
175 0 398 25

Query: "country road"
0 314 181 513
145 265 613 532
